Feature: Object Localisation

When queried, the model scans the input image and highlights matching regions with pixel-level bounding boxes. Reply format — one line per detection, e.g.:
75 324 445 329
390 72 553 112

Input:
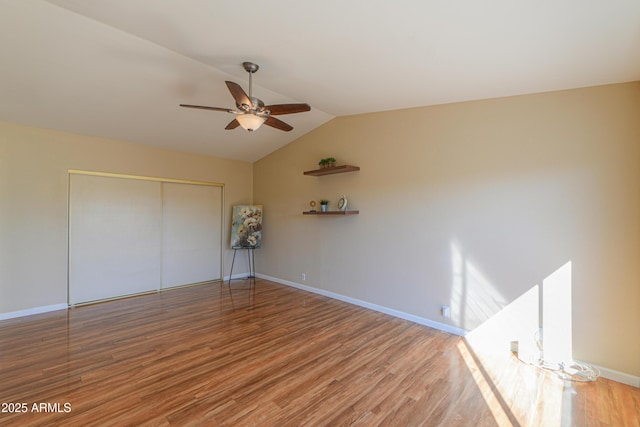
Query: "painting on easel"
230 205 263 248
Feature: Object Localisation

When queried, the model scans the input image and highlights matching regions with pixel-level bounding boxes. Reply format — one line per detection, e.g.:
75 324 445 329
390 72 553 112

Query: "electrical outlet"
441 305 450 318
302 273 306 281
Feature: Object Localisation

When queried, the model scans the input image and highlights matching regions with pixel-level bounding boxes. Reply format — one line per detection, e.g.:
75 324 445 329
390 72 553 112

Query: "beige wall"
254 82 640 377
0 121 253 314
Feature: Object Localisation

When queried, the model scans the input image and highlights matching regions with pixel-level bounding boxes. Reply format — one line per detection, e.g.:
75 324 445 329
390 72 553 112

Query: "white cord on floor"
535 360 600 382
518 331 600 382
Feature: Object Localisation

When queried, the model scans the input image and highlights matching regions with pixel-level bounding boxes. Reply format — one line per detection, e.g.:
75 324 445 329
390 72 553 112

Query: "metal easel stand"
228 246 256 289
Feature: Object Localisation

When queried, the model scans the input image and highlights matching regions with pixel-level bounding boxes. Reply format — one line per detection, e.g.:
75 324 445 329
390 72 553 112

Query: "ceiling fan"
180 62 311 132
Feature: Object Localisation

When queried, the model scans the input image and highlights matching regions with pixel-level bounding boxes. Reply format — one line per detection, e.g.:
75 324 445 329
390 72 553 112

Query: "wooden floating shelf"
303 165 360 176
303 210 359 216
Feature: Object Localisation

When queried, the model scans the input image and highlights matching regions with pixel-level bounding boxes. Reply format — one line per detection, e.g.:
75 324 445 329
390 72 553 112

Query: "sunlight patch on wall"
450 242 508 330
541 261 572 365
451 241 574 367
465 285 540 361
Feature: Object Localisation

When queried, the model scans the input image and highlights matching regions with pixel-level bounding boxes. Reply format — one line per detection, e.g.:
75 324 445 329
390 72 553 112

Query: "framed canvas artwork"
230 205 263 248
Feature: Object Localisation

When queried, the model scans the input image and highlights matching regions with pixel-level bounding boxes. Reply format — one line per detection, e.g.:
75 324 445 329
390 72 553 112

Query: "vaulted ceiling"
1 1 639 162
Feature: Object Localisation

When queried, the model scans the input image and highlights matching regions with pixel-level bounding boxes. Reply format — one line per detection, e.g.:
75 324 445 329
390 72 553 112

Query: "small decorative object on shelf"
320 199 329 212
318 157 337 168
309 200 317 212
338 196 348 211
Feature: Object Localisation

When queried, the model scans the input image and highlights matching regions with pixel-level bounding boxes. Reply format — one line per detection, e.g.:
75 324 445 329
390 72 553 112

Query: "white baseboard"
573 360 640 388
223 272 253 281
0 303 68 321
256 274 467 337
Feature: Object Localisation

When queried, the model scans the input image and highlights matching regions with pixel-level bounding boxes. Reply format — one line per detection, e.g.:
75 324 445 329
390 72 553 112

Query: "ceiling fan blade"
225 119 240 130
180 104 233 113
264 116 293 132
265 103 311 115
225 81 252 109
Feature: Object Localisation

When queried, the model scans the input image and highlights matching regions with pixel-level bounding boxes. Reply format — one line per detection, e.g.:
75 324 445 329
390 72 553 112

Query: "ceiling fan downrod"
243 61 259 101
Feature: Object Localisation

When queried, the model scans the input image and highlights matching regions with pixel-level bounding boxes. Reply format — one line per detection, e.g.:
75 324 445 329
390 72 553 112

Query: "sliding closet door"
69 174 162 305
161 183 222 288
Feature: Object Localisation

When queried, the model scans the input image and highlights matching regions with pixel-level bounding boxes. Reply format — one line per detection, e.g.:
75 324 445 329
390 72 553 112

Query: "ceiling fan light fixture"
236 113 266 131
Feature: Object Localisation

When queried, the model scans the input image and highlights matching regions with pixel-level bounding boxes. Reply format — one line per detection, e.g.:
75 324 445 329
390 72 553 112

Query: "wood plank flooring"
1 279 638 426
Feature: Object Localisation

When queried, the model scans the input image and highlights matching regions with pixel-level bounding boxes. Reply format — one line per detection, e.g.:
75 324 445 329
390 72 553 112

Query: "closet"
68 171 223 305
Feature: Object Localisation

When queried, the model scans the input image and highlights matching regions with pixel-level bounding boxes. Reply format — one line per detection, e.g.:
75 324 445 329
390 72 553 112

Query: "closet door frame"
67 169 224 305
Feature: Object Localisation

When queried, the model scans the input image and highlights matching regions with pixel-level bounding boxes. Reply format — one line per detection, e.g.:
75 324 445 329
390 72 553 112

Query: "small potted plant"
318 157 337 169
320 199 329 212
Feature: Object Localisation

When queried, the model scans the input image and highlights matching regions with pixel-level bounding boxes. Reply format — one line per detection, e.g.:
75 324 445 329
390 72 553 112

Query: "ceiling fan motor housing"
238 97 265 113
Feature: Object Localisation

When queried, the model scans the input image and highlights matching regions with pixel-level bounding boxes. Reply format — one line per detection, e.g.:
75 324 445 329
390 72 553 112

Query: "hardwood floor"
1 279 638 426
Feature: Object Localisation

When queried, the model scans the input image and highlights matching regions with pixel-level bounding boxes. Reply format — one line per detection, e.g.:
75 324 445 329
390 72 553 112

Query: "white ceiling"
1 1 639 162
